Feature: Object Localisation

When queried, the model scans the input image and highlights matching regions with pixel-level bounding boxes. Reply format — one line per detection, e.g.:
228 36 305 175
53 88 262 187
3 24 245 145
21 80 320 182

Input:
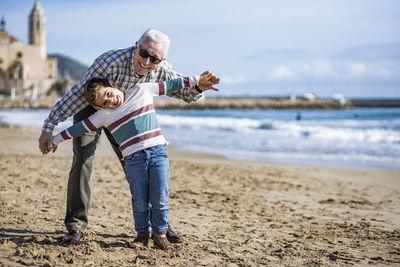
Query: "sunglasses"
138 45 163 64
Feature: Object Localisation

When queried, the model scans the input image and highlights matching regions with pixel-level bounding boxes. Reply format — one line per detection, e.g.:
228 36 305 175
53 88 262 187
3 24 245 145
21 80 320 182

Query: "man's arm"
42 54 111 133
42 86 86 133
39 52 111 154
39 84 88 154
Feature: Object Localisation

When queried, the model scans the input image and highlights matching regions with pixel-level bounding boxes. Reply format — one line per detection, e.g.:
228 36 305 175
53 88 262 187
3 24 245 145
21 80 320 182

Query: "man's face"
133 39 166 76
94 86 125 109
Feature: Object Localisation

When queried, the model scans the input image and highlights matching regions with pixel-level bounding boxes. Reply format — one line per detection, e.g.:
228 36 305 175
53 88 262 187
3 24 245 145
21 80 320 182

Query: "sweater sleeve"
52 112 104 145
157 76 199 96
157 61 202 103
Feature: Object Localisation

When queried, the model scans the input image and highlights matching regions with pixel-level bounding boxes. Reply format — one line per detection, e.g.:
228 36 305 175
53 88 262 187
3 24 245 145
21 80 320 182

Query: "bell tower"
29 0 46 58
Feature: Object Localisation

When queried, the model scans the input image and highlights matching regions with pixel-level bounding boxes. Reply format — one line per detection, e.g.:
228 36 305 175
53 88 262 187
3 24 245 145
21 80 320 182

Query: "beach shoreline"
0 97 351 110
1 127 399 266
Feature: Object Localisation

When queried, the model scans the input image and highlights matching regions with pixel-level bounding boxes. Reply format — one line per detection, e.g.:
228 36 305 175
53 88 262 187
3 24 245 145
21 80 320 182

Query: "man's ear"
134 41 139 51
109 80 118 88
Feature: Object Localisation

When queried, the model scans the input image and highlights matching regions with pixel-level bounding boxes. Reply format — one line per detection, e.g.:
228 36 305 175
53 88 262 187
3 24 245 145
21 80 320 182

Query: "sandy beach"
0 127 399 266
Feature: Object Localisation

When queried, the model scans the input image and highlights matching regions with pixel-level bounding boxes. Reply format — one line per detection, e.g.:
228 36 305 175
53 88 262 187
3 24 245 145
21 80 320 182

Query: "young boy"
49 72 220 250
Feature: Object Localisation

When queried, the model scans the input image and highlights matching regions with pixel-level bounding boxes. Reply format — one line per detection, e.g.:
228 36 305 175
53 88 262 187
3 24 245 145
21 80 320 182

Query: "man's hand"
198 71 220 92
51 143 58 153
39 131 53 155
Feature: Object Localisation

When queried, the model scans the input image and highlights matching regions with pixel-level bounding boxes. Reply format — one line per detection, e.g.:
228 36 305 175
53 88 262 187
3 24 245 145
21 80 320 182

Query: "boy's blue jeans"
124 145 170 234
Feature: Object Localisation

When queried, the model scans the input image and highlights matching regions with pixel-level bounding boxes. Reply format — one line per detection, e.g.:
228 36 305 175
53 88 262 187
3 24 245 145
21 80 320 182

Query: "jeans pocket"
154 145 168 157
124 153 137 161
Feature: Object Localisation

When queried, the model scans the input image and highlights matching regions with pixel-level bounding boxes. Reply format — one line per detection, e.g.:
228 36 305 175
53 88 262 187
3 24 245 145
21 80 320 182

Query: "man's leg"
64 106 101 236
102 127 124 167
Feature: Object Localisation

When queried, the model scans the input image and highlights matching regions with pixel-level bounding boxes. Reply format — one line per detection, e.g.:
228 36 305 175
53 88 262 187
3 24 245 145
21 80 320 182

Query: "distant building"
332 94 347 105
304 93 317 102
290 92 296 103
0 1 57 97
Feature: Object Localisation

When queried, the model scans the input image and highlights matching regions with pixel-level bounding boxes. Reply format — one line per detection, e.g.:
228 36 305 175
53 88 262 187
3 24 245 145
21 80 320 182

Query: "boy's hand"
198 71 220 92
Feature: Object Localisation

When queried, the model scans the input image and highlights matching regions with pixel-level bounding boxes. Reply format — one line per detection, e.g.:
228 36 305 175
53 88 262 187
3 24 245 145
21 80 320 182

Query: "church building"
0 1 58 97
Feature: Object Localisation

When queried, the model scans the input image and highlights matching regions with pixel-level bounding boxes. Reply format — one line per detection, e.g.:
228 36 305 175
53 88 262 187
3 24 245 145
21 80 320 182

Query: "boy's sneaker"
130 232 149 248
166 223 184 243
152 232 174 250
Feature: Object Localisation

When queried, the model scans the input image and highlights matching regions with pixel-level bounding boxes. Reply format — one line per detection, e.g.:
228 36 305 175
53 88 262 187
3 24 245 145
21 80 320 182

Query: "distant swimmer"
296 112 302 121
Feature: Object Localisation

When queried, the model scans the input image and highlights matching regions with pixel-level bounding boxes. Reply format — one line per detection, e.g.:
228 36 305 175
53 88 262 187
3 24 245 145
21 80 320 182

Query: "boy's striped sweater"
53 76 199 157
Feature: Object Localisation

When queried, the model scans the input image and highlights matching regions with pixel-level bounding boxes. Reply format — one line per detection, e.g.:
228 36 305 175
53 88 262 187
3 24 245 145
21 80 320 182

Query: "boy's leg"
64 106 100 234
104 128 183 243
124 151 151 233
148 145 170 235
148 145 173 250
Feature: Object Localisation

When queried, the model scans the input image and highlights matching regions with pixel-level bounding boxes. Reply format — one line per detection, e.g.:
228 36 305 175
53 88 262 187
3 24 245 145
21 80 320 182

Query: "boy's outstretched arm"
158 72 220 96
42 113 104 155
197 71 220 92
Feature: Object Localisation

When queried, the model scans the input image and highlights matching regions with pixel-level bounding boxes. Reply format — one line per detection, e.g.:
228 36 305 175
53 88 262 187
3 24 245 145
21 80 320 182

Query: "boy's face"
94 86 125 109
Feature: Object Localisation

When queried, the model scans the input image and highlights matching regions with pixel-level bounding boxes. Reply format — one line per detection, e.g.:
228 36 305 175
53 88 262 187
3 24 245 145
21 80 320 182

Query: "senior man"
39 29 206 244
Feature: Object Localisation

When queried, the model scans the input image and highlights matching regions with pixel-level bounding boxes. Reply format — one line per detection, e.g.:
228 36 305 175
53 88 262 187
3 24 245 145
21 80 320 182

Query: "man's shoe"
152 232 174 250
130 232 149 248
61 230 83 244
166 223 184 243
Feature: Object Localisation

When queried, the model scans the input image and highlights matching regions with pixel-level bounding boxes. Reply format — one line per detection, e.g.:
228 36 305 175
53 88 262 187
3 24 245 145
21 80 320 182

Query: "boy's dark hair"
83 78 111 107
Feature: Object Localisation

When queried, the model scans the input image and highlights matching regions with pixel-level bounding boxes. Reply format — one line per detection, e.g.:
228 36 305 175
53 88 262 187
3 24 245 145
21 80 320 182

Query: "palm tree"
6 60 23 93
0 58 6 91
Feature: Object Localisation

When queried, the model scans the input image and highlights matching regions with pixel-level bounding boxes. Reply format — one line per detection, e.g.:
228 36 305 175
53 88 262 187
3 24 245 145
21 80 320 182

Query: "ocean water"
1 108 399 169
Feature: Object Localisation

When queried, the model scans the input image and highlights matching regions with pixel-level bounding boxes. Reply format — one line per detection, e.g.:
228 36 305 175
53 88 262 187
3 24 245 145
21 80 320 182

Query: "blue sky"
2 0 400 98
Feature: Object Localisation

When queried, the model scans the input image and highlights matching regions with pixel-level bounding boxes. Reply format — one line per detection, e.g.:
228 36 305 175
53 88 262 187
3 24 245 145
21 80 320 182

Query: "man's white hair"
138 29 171 58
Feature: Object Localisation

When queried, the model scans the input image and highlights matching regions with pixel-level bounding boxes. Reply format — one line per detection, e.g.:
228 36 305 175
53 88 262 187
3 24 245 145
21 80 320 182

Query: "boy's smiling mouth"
113 96 121 106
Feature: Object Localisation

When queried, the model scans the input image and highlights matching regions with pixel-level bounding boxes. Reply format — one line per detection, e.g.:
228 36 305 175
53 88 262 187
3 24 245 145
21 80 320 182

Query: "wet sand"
1 127 399 266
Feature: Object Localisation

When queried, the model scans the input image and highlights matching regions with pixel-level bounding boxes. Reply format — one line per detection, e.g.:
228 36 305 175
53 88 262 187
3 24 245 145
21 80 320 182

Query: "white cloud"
373 68 391 79
221 75 246 85
347 63 367 77
306 60 336 78
270 65 292 79
303 64 311 72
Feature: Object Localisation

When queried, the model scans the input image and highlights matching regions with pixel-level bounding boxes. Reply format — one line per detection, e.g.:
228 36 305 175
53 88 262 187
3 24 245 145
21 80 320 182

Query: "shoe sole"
167 238 183 243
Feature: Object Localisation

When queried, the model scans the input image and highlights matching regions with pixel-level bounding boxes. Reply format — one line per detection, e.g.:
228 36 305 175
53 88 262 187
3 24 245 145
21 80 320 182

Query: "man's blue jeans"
124 145 170 234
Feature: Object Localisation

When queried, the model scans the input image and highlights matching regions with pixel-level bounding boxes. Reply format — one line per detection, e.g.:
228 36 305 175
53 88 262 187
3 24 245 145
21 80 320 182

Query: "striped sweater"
53 76 199 157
